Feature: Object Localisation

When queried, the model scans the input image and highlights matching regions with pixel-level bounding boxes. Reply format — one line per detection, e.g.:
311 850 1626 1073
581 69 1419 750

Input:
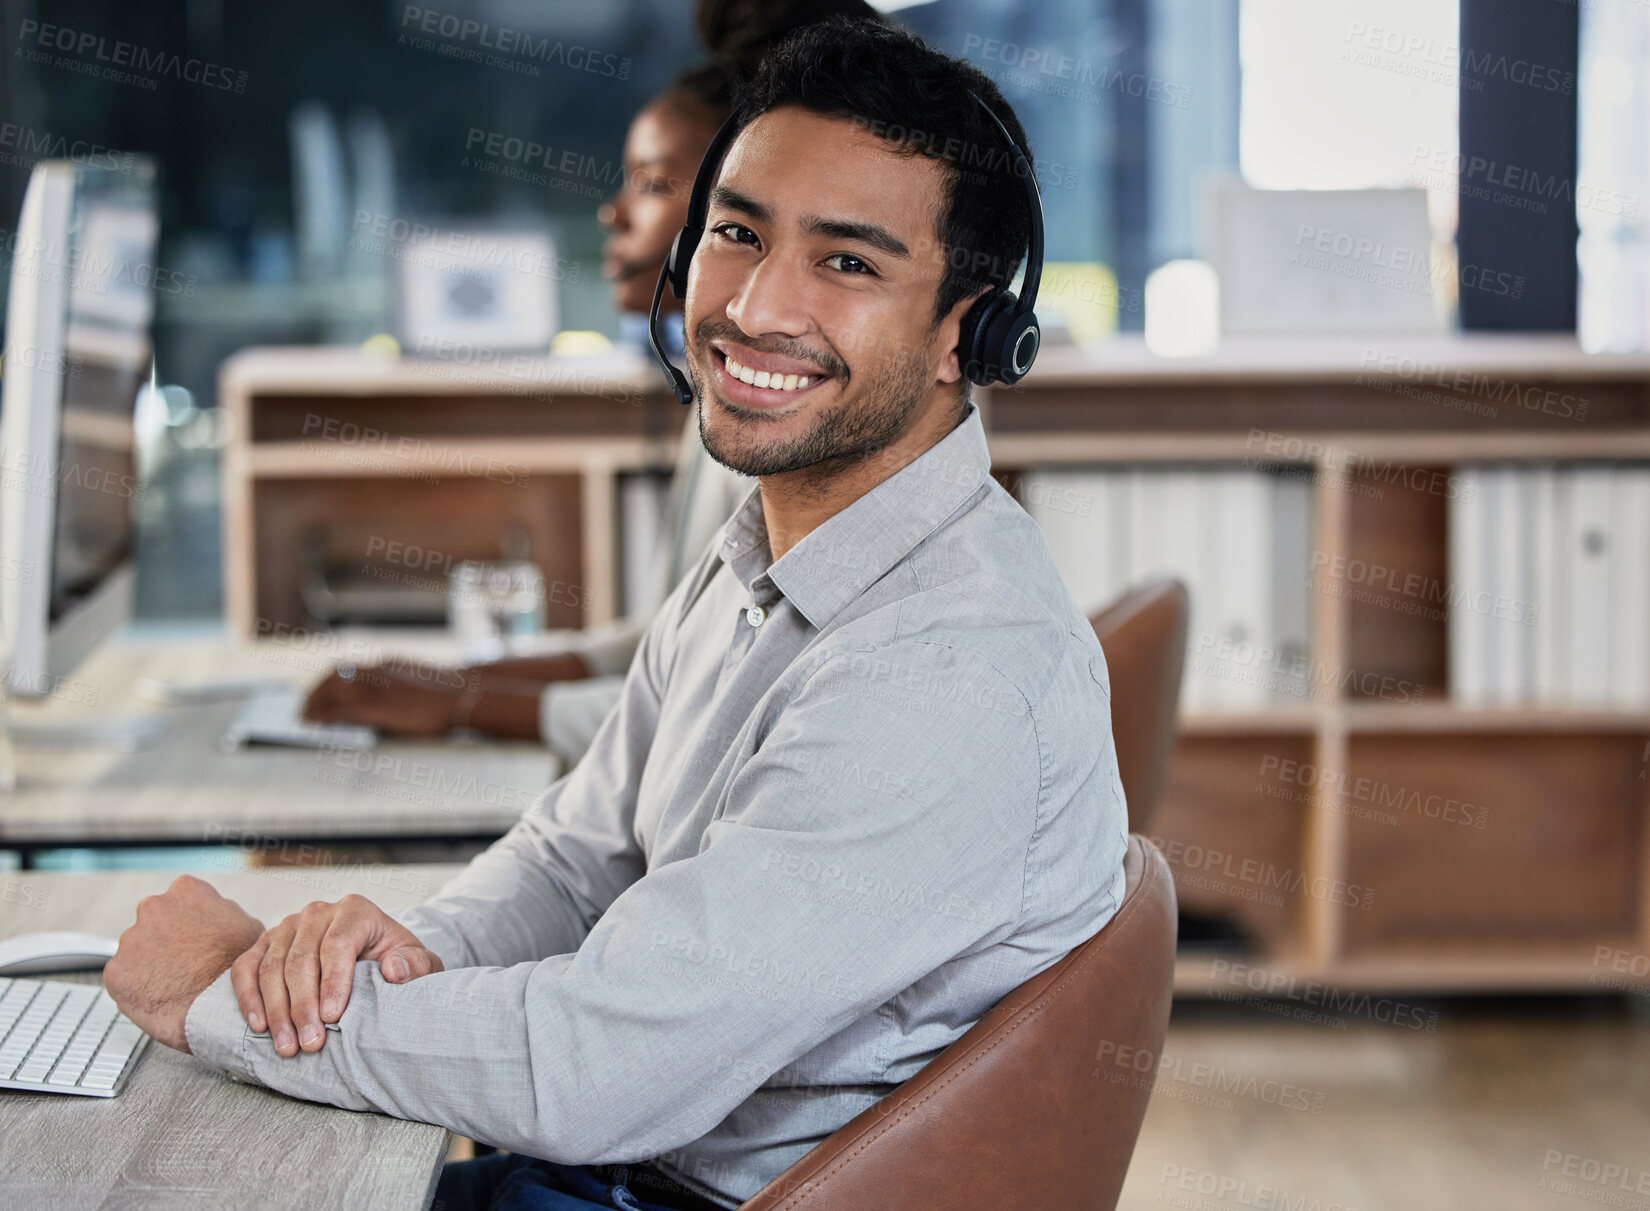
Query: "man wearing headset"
106 19 1128 1211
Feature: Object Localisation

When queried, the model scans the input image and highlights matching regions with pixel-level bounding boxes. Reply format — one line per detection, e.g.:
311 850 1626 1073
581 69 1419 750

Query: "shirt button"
745 604 766 628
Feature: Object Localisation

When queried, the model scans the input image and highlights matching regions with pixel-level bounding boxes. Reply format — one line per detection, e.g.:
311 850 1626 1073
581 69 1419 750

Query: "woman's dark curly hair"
734 16 1036 328
663 0 887 120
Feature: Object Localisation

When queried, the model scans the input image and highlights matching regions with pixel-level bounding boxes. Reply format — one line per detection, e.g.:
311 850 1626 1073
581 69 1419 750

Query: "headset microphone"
647 91 1043 405
647 252 694 406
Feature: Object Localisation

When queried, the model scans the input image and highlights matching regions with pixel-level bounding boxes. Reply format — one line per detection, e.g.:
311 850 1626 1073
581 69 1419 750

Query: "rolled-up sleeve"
185 642 1041 1165
384 605 676 973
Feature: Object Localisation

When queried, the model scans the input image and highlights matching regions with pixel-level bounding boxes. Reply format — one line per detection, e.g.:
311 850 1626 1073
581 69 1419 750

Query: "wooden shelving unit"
219 346 682 634
222 334 1650 994
982 335 1650 995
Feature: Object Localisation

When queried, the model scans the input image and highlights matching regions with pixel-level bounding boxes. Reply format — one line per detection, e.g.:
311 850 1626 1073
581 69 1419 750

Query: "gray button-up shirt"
186 401 1129 1208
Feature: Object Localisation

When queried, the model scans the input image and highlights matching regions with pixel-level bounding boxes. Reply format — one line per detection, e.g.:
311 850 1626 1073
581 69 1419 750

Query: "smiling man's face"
683 106 971 479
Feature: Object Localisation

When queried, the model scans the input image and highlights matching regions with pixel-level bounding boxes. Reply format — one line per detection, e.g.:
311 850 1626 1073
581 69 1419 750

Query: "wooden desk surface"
0 864 465 1210
0 634 558 849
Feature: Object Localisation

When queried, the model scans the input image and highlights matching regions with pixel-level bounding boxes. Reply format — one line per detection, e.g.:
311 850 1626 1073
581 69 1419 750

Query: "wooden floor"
1119 996 1650 1211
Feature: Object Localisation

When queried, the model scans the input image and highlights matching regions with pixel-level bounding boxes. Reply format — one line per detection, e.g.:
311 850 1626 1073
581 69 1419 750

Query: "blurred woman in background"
302 0 885 771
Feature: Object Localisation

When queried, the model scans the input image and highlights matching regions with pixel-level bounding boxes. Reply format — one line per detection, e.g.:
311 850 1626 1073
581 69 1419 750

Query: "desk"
0 633 557 864
0 863 465 1210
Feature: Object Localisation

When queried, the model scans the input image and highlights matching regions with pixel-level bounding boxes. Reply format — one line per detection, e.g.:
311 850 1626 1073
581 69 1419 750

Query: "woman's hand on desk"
302 663 474 737
303 657 578 741
230 894 444 1058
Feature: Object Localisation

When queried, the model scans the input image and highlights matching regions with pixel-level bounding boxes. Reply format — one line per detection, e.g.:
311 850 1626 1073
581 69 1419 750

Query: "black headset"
648 92 1043 406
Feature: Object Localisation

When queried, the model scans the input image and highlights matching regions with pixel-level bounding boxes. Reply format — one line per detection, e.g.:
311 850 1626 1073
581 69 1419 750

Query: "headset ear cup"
997 311 1041 384
958 290 1005 385
982 290 1023 385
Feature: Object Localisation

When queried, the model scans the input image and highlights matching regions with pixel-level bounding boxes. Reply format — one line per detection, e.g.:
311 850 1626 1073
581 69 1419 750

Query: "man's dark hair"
735 16 1036 327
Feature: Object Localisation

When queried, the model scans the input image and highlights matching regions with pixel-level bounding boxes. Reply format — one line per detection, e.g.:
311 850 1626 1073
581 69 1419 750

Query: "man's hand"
302 663 471 736
105 875 266 1054
231 894 443 1057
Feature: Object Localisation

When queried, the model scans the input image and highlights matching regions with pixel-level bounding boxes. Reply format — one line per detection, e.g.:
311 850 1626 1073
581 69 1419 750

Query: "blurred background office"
2 2 1649 1207
0 0 1644 622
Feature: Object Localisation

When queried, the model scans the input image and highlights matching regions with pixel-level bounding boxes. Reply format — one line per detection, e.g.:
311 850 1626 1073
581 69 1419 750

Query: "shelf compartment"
1338 733 1647 956
248 475 587 632
1337 461 1450 702
1153 734 1316 957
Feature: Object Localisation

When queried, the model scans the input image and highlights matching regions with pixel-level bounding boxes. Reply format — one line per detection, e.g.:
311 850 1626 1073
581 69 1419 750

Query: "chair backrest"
739 835 1178 1211
1089 578 1189 834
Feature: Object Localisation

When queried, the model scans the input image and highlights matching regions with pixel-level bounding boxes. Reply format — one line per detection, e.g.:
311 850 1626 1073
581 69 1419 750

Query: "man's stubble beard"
690 336 935 482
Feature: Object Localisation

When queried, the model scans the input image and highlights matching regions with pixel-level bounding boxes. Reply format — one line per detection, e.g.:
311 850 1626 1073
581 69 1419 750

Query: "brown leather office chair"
739 835 1177 1211
1089 578 1189 835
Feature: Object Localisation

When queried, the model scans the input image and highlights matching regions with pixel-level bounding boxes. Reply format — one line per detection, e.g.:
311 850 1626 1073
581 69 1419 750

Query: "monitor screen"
48 167 155 625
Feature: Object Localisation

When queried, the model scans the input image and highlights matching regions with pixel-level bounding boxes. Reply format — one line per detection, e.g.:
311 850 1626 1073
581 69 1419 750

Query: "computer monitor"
0 158 156 700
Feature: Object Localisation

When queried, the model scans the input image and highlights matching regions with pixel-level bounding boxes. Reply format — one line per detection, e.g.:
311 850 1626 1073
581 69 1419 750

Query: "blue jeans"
433 1154 726 1211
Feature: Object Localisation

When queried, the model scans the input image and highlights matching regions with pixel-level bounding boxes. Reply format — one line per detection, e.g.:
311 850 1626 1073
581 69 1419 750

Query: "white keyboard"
220 687 377 752
0 977 149 1097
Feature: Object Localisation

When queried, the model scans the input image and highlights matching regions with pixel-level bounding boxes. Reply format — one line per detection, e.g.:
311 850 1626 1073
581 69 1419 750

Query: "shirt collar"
718 402 991 630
